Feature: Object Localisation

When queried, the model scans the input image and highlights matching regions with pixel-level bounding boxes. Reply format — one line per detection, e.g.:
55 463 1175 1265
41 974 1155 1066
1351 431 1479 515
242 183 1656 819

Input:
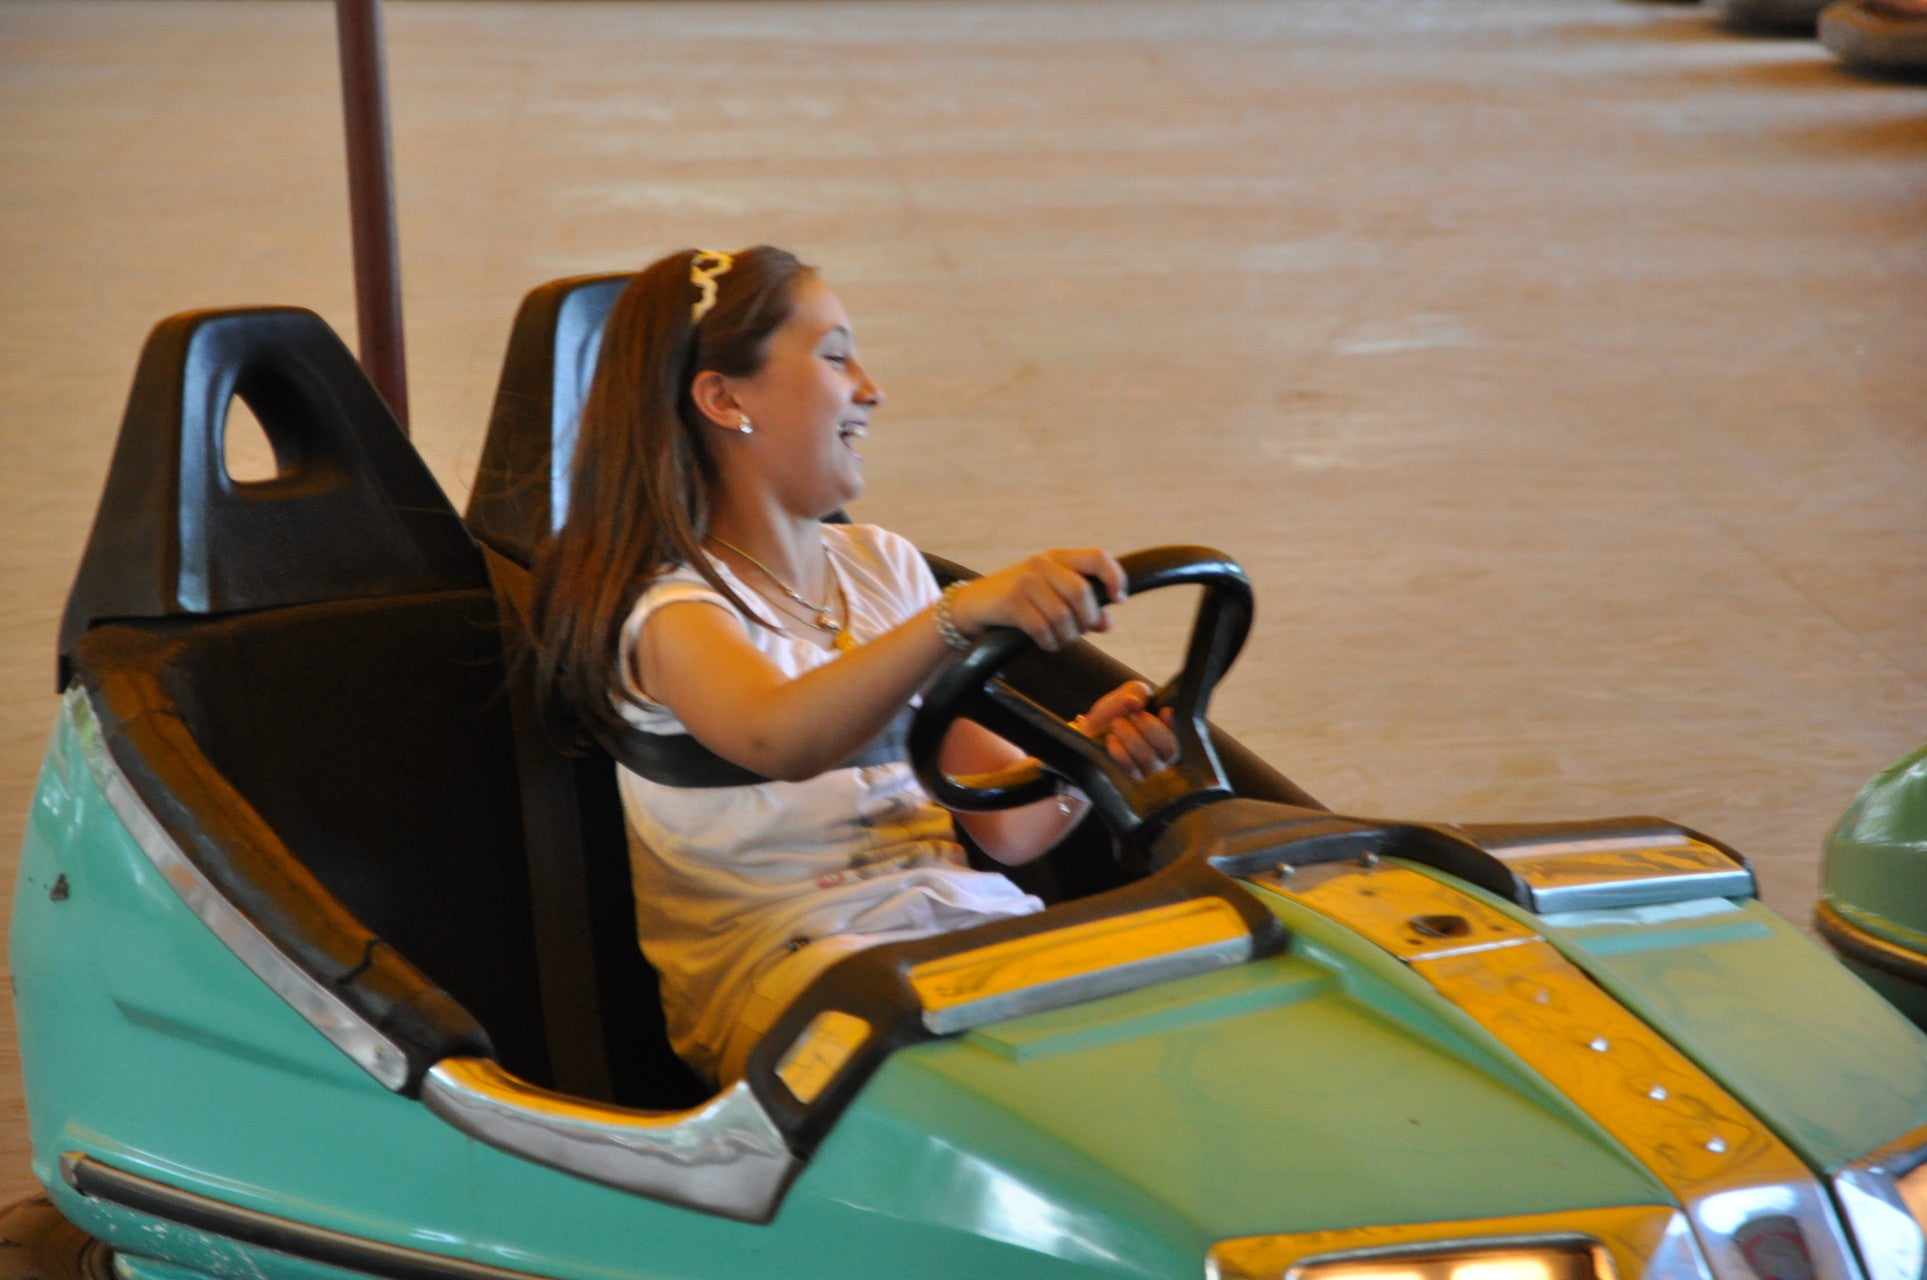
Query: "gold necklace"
709 536 858 653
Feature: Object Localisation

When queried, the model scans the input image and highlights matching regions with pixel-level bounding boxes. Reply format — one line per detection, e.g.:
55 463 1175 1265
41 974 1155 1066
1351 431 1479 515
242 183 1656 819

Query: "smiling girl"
533 246 1174 1085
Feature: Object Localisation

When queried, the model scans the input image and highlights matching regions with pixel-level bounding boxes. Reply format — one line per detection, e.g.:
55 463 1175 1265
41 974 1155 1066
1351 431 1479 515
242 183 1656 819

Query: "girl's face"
726 276 883 518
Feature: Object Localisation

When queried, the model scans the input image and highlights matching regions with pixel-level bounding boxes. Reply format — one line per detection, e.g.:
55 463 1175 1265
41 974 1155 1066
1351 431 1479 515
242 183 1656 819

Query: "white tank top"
612 524 1042 1080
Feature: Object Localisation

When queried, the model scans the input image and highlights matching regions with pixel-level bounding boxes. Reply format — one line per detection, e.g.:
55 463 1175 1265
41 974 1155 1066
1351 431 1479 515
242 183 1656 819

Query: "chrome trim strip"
1523 868 1756 916
922 933 1255 1035
1260 862 1863 1280
421 1058 797 1224
1497 834 1698 858
1542 899 1744 932
1208 1204 1705 1280
65 685 411 1091
61 1152 549 1280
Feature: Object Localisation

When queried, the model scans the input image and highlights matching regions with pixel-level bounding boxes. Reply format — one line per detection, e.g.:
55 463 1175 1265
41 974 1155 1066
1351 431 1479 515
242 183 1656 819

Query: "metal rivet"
1649 1085 1668 1101
1706 1136 1727 1154
1360 852 1381 868
1589 1037 1609 1052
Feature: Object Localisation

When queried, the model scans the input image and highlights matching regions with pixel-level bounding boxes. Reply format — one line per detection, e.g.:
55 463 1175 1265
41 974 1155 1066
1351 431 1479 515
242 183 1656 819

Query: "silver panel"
1691 1182 1865 1280
1833 1123 1927 1280
422 1058 798 1224
922 933 1256 1035
1468 831 1756 914
67 686 411 1090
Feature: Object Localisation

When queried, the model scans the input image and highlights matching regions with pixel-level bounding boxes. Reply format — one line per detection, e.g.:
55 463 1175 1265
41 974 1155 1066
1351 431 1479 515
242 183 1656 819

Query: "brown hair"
531 245 814 746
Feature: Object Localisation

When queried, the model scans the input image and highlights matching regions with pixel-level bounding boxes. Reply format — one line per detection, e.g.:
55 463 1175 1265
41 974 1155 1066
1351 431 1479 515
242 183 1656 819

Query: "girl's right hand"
949 549 1128 652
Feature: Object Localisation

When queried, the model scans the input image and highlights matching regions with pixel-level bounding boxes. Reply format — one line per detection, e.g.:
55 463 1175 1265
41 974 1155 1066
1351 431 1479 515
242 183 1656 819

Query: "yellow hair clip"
689 250 735 324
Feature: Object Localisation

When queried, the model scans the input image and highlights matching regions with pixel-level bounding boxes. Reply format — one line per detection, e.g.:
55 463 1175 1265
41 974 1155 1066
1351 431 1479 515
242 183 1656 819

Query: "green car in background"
1819 745 1927 1033
10 279 1927 1280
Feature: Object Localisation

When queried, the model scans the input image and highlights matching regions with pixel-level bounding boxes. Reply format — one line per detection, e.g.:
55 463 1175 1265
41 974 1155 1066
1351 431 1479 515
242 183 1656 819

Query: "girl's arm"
637 549 1127 782
941 681 1178 865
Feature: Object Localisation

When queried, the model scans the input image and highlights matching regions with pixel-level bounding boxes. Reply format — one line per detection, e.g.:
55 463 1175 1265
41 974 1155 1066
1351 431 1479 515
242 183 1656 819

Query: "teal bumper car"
15 283 1927 1280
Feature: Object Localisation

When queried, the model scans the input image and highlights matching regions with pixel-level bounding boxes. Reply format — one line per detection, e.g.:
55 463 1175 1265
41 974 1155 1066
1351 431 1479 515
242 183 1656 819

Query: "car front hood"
793 915 1670 1273
792 862 1927 1276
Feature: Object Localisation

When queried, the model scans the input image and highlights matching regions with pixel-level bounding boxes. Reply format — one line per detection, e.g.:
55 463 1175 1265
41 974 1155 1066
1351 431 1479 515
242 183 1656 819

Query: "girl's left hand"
1076 680 1179 779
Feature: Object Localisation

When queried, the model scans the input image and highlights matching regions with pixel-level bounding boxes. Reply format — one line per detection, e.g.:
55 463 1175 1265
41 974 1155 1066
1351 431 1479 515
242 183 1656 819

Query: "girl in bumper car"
534 246 1173 1085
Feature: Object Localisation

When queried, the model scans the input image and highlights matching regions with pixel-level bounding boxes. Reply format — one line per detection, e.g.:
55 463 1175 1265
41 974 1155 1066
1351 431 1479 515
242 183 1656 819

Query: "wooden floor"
0 0 1922 1206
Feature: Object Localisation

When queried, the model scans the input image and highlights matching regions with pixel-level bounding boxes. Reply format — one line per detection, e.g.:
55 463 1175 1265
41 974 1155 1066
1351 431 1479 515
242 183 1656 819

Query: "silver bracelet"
934 581 973 652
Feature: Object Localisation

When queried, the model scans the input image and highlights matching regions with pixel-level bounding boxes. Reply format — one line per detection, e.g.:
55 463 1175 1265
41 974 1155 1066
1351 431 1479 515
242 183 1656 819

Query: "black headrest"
466 274 632 568
58 306 483 687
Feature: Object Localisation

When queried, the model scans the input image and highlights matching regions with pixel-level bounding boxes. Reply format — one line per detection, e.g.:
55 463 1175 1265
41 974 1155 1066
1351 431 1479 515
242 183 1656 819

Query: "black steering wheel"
909 546 1253 847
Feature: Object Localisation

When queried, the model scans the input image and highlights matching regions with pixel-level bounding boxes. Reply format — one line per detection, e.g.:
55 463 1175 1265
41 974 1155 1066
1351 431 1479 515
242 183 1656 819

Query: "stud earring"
736 414 754 435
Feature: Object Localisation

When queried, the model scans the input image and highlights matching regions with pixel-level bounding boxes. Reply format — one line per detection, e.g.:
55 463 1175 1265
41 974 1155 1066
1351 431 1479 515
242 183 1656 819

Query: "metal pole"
335 0 409 431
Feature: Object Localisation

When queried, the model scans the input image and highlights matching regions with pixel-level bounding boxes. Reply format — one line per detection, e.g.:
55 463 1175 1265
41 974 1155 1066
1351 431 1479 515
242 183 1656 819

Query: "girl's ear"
688 370 743 431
